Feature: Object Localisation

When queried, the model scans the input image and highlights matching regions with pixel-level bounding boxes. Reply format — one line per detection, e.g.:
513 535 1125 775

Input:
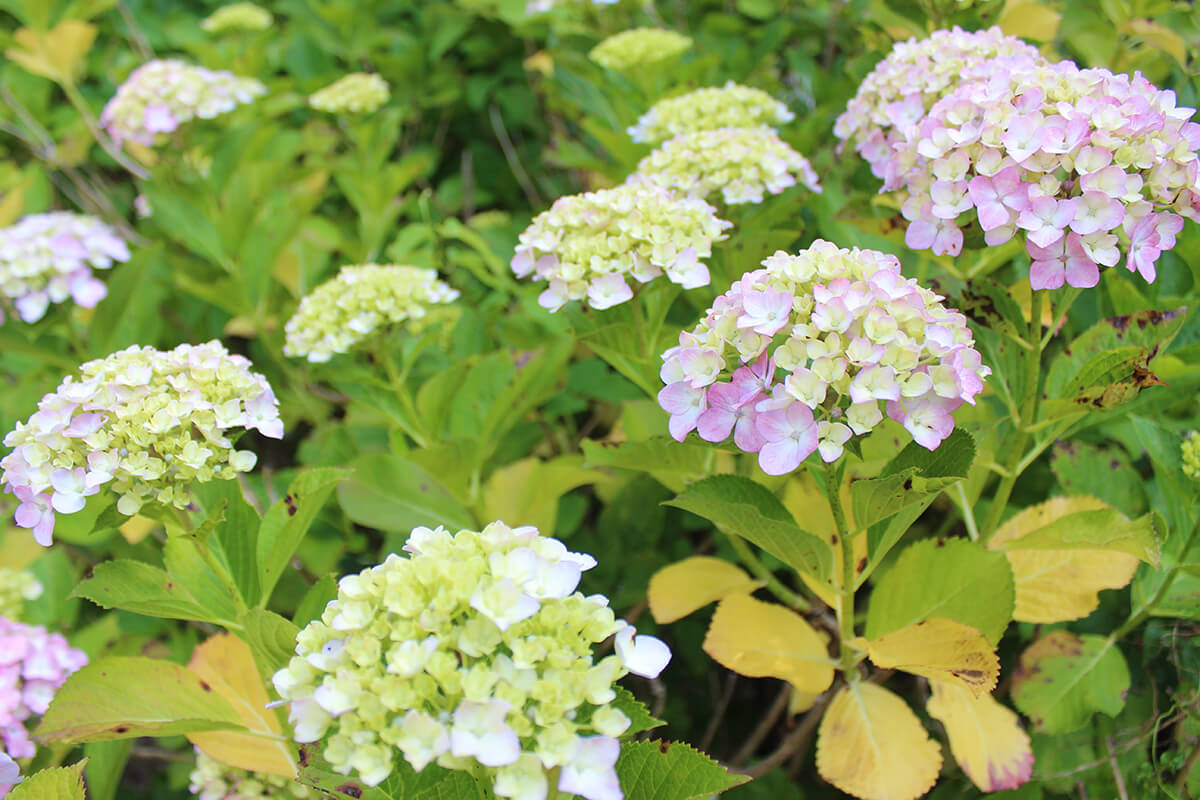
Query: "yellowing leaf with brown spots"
927 681 1033 792
648 557 762 624
816 682 942 800
186 634 296 777
864 618 999 696
703 593 834 694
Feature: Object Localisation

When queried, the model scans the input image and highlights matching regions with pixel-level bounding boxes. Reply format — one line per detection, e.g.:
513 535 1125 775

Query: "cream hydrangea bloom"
0 567 42 621
200 3 273 33
283 264 459 363
308 73 390 114
589 28 692 72
1184 432 1200 480
188 750 313 800
628 81 795 144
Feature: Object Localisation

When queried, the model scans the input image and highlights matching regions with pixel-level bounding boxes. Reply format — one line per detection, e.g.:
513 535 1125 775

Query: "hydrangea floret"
200 2 272 33
188 750 313 800
658 240 989 474
308 73 390 114
1183 431 1200 481
272 521 671 798
283 265 460 363
511 181 732 312
633 127 822 205
1 341 282 545
588 28 692 72
0 619 87 773
0 753 16 796
0 212 130 323
0 569 42 622
628 82 795 145
100 59 267 147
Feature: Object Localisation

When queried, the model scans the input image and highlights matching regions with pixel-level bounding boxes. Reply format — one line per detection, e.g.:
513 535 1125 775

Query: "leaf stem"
375 341 430 448
724 533 810 612
825 461 857 672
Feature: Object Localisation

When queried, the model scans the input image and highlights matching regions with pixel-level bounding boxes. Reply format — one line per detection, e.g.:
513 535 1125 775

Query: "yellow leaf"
6 21 97 84
1010 279 1057 328
481 455 599 535
783 473 864 607
926 681 1033 792
1123 19 1187 64
997 0 1061 42
703 593 834 694
865 618 999 696
0 183 27 228
788 688 818 715
118 515 157 545
0 527 46 571
816 682 942 800
186 634 296 777
648 557 762 624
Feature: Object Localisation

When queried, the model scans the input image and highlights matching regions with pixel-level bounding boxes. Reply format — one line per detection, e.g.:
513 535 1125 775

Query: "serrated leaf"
70 560 226 624
863 618 999 696
703 593 834 694
297 744 485 799
337 454 474 535
617 740 749 800
926 681 1033 792
7 759 86 800
258 467 349 603
989 496 1160 564
610 686 665 734
648 557 761 624
1010 631 1129 734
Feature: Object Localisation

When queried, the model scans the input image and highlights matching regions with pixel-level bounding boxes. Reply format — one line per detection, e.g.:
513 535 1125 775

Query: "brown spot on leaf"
336 785 362 798
113 726 128 734
200 680 212 692
903 478 913 490
856 557 867 574
285 494 298 516
659 740 671 754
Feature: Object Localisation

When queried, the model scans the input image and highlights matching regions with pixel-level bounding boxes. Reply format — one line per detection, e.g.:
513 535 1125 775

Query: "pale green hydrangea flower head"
283 264 460 363
0 567 42 620
628 81 795 144
200 3 273 33
588 28 692 72
272 521 671 799
1183 432 1200 480
189 750 313 800
633 126 822 205
309 74 390 114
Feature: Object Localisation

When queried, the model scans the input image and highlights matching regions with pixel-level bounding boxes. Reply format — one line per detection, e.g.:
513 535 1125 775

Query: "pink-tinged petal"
1025 225 1064 249
1063 256 1100 288
1029 260 1065 290
69 276 107 308
976 201 1012 232
696 407 736 443
757 439 804 475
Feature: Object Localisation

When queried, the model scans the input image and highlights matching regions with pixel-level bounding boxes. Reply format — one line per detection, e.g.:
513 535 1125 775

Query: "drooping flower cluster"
0 619 88 776
100 59 267 147
839 31 1200 289
284 265 460 363
0 212 130 323
0 569 42 622
511 182 732 312
200 2 273 33
633 127 821 205
628 82 795 144
308 73 390 114
272 521 670 798
1 341 282 545
658 240 989 474
1183 431 1200 480
588 28 692 72
188 751 313 800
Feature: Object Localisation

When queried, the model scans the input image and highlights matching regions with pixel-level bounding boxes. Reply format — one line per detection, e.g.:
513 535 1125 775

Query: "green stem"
60 81 149 179
954 482 980 542
376 342 430 448
725 533 810 612
1110 517 1200 642
825 461 858 673
166 506 248 619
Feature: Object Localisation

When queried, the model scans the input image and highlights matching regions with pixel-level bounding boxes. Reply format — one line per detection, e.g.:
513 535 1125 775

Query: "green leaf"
163 536 242 623
336 454 475 534
293 574 338 627
1050 441 1148 518
83 740 132 800
665 475 832 581
1011 632 1130 734
617 740 749 800
7 759 87 800
240 608 300 679
142 185 229 266
582 438 717 493
865 538 1015 645
34 657 243 744
195 480 264 605
989 507 1162 566
611 686 665 734
257 467 349 604
71 560 225 624
481 455 599 533
297 743 486 799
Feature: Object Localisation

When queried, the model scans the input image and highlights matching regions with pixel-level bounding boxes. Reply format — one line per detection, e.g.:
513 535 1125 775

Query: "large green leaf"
1011 632 1130 734
617 740 749 800
297 744 486 799
257 468 349 604
83 741 131 800
1049 441 1148 518
989 507 1162 566
71 560 227 625
337 454 475 534
7 760 86 800
241 608 300 679
582 438 720 493
194 479 265 605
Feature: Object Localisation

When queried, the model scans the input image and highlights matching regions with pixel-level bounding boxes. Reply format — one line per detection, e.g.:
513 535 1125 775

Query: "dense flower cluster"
188 751 313 800
511 182 732 312
284 264 459 363
588 28 692 72
658 240 989 473
1 341 281 545
1183 431 1200 480
100 59 267 147
628 82 795 144
200 3 272 32
633 127 821 205
0 619 87 775
308 73 389 114
838 31 1200 289
0 569 42 622
272 521 670 798
0 212 130 323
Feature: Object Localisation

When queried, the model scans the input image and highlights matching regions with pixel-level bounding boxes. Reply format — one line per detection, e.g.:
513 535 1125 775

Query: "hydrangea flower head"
658 240 989 473
633 127 821 205
308 73 389 114
1183 431 1200 481
200 3 272 33
628 82 795 145
0 619 87 770
588 28 692 72
511 181 732 312
0 212 130 323
272 521 670 796
100 59 267 147
283 264 459 363
0 568 42 622
1 341 282 545
188 750 313 800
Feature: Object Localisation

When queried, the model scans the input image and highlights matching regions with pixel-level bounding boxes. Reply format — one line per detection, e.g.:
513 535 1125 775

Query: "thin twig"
1106 737 1129 800
733 692 830 779
699 672 737 753
731 683 792 767
489 105 543 208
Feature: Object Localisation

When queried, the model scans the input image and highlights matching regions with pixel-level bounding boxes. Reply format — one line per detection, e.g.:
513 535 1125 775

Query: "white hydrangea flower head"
100 59 267 147
588 28 692 72
0 212 130 324
1 340 282 546
283 264 460 363
308 73 390 114
633 127 822 205
628 81 796 144
188 750 313 800
272 521 670 797
200 3 273 33
0 618 87 766
0 568 42 621
511 182 732 312
658 240 990 473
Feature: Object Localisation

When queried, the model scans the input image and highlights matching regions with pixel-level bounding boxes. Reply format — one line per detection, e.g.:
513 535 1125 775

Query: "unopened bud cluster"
308 73 390 114
0 212 130 323
200 3 272 33
188 751 313 800
589 28 692 72
0 619 87 768
628 82 795 144
659 240 989 473
284 264 460 363
1 341 282 546
1183 432 1200 480
0 569 42 622
273 521 670 799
